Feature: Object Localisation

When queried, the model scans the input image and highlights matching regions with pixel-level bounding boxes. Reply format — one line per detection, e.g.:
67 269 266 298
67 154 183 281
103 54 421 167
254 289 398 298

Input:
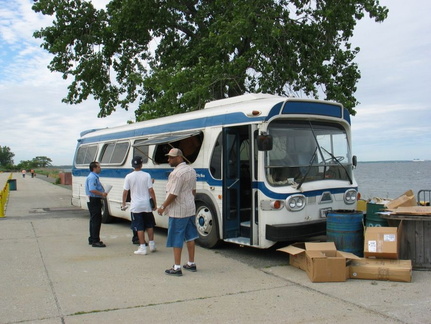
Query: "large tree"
33 0 388 120
0 146 15 167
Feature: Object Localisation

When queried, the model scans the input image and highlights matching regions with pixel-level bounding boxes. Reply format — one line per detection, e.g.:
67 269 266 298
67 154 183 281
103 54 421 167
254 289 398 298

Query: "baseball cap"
165 148 183 157
132 156 143 167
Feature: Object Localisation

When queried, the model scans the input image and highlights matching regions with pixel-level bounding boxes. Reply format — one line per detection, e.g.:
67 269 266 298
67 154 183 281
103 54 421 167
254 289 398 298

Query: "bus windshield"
265 120 352 186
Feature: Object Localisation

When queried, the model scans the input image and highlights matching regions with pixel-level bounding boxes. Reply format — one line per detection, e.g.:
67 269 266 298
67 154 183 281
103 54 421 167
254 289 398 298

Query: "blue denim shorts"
130 212 156 231
166 216 199 248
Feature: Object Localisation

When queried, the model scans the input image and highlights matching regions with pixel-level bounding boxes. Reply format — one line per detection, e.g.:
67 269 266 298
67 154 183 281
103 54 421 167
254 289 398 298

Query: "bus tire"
195 197 220 248
101 198 114 223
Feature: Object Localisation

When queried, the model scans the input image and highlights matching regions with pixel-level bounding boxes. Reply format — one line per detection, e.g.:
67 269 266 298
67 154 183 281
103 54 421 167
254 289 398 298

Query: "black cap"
132 156 143 167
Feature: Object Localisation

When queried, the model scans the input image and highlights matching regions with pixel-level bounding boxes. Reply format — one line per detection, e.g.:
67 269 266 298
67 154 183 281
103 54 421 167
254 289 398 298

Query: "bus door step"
240 221 250 237
225 236 251 246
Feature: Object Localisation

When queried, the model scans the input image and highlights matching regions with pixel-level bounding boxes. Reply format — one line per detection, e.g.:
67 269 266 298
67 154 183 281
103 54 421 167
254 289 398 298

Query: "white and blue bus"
72 93 358 249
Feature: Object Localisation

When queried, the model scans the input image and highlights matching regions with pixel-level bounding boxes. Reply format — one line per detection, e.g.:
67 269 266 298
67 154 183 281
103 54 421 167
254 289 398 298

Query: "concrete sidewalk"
0 173 430 323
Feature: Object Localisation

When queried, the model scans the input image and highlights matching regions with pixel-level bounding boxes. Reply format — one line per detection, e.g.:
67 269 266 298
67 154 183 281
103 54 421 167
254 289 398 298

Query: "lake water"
354 161 431 200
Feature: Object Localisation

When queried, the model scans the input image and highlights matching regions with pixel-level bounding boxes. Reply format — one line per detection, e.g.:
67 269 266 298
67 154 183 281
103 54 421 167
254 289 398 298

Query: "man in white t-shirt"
122 156 157 255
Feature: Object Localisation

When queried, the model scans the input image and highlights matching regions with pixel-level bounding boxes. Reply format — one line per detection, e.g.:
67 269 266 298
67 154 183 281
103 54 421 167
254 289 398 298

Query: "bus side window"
154 144 171 164
177 134 202 163
75 145 98 165
210 133 222 179
153 134 203 164
132 140 149 164
100 141 129 165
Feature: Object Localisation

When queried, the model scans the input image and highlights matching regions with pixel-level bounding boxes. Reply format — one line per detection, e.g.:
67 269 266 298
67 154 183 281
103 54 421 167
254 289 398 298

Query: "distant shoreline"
357 160 428 163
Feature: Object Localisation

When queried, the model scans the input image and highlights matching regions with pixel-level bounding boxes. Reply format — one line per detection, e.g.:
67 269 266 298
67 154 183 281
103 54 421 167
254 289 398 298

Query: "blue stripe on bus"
343 108 351 124
254 182 358 200
73 168 356 199
72 168 223 185
267 101 351 125
283 102 342 118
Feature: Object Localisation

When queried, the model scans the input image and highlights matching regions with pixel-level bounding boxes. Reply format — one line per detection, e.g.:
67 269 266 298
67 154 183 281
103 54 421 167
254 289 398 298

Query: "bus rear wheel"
195 198 220 248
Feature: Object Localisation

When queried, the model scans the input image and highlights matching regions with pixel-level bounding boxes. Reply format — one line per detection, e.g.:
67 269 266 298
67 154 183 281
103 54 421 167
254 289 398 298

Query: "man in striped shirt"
157 148 198 276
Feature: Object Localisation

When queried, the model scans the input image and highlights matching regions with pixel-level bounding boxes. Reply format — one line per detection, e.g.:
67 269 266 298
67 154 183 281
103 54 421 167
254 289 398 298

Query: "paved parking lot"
0 173 430 323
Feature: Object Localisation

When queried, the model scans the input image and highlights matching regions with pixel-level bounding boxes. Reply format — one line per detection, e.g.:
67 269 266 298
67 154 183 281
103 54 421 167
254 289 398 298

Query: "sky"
0 0 430 166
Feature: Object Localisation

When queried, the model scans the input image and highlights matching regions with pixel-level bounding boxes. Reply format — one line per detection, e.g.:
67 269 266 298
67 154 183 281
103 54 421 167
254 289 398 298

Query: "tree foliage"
16 156 53 170
32 156 53 168
0 146 15 167
0 146 53 169
33 0 388 119
16 160 33 171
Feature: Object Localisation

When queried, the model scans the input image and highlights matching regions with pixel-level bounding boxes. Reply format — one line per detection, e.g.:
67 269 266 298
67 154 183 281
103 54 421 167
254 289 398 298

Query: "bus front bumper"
266 219 326 242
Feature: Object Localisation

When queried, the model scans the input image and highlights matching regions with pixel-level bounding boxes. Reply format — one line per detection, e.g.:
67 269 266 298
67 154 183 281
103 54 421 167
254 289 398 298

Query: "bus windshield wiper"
296 148 317 190
320 147 353 184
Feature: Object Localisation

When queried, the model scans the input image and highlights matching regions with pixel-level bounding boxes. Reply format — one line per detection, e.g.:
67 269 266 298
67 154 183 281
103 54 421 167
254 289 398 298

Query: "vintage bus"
72 93 358 249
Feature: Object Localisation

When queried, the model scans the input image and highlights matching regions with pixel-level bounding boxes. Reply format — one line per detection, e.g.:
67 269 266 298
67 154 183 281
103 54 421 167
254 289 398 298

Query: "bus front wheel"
195 198 220 248
101 199 114 223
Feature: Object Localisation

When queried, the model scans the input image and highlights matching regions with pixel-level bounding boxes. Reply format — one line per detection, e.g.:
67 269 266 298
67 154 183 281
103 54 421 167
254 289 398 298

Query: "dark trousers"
132 230 140 244
88 197 102 244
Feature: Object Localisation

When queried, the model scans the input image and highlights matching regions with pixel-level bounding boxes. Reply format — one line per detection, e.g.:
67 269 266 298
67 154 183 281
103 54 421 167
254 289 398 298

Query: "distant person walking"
31 169 35 178
157 148 198 276
122 156 157 255
21 170 26 178
85 161 107 248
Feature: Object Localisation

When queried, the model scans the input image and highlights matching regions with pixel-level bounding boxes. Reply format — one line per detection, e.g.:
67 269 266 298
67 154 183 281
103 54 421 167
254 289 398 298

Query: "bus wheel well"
195 195 220 249
101 198 114 224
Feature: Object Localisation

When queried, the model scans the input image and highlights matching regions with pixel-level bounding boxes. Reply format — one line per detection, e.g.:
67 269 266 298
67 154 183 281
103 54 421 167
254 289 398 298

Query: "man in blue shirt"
85 161 108 247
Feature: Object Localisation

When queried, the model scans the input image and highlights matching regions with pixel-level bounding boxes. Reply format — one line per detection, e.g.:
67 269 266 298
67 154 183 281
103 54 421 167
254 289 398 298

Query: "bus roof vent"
204 93 280 109
80 128 105 137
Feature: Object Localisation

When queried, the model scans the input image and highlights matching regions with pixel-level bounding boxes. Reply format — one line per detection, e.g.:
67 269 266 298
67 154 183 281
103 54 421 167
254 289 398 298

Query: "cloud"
0 74 134 164
0 0 134 165
349 0 431 161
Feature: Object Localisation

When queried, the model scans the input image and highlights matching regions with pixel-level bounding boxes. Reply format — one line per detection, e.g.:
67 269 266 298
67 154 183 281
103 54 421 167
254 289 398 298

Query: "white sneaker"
149 241 156 252
134 246 147 255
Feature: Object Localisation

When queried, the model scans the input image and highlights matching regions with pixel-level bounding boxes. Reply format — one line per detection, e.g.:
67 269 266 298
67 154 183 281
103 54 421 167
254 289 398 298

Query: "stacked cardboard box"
278 226 412 283
349 258 412 282
351 225 412 282
277 242 360 282
363 226 399 259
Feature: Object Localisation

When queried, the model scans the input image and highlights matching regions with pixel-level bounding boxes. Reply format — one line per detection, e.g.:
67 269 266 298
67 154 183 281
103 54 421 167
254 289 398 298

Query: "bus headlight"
286 194 306 211
344 189 357 204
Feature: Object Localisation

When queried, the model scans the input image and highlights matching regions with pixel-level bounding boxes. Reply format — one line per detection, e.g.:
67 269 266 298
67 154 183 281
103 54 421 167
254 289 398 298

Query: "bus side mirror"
257 134 273 151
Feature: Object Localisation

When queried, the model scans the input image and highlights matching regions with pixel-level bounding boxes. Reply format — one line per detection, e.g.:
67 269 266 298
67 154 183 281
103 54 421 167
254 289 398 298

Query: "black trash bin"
8 179 17 191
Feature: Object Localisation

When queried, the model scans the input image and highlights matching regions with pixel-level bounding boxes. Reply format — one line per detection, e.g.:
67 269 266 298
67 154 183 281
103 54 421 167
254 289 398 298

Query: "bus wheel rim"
196 207 213 236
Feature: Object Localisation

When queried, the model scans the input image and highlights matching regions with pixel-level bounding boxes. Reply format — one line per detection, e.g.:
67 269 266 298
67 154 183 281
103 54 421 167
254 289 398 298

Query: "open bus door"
222 128 241 239
222 125 254 245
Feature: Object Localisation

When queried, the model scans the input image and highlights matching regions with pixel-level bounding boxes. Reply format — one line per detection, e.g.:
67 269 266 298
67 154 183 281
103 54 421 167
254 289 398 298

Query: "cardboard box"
364 226 399 259
278 242 360 282
386 189 417 210
306 248 348 282
277 242 307 271
389 206 431 215
349 258 412 282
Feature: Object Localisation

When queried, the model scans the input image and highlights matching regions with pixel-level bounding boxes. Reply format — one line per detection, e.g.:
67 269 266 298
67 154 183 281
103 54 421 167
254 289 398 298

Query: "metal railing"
0 173 12 217
417 189 431 206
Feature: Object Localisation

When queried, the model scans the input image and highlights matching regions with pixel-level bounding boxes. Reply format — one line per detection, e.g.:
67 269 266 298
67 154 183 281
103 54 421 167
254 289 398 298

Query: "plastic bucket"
365 203 388 227
7 179 17 191
326 210 364 257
